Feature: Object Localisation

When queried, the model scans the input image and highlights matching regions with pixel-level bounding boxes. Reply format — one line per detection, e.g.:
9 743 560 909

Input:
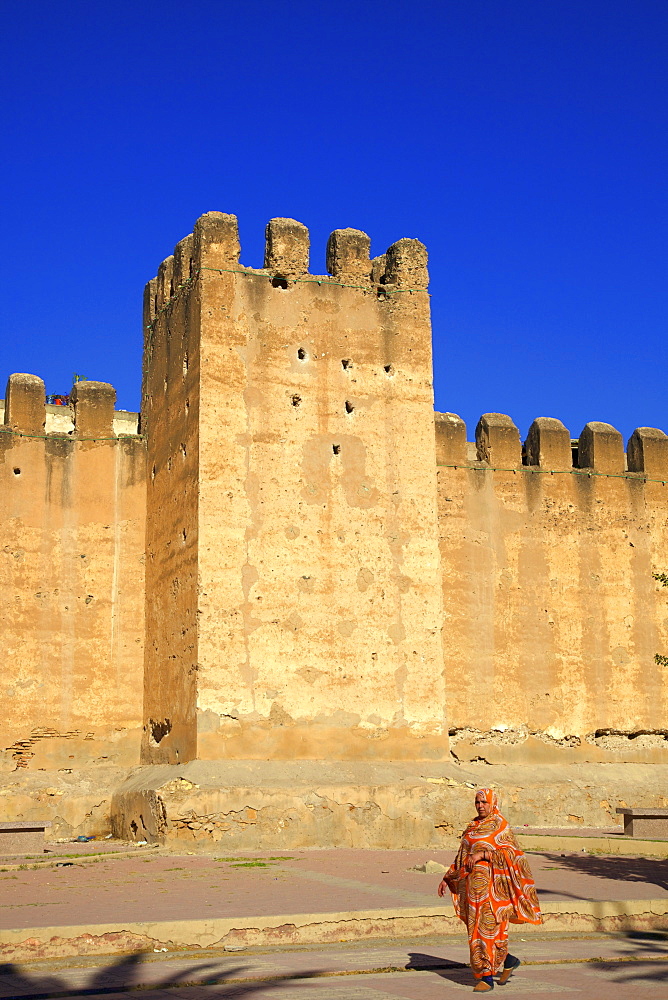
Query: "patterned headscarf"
475 788 499 813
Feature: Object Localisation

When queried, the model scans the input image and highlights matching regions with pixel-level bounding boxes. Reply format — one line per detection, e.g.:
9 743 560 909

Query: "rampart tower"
141 213 446 765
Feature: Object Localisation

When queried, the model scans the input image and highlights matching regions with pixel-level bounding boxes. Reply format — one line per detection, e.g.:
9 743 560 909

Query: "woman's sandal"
473 976 495 992
497 956 521 984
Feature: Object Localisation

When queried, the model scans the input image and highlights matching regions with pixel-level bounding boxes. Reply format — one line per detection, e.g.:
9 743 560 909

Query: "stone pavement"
0 932 667 998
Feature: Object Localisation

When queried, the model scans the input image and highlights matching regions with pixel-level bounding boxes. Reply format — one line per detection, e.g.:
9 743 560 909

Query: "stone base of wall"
3 759 667 850
109 759 668 851
0 767 132 842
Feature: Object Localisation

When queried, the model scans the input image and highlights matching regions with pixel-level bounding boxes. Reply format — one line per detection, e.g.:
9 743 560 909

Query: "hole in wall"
571 441 579 467
163 377 168 393
345 400 354 414
183 353 189 376
182 529 187 543
271 276 288 289
130 820 138 837
383 364 394 375
332 444 341 455
341 359 351 370
167 457 172 471
13 468 20 476
185 398 190 414
150 718 172 744
292 395 302 407
151 465 156 480
297 348 307 360
377 289 388 300
181 443 186 459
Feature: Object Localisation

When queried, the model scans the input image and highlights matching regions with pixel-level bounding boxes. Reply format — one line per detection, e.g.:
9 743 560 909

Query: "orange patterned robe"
444 789 542 979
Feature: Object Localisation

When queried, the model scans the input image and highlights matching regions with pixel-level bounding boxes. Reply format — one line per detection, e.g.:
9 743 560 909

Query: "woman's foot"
497 955 521 985
473 976 494 992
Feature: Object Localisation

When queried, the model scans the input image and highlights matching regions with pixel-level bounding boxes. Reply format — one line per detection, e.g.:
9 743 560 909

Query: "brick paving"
1 847 667 931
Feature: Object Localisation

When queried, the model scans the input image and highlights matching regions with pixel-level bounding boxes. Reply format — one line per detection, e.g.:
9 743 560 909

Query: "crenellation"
371 254 387 284
524 416 572 470
475 412 522 468
192 211 240 270
384 238 429 289
173 233 194 287
143 277 158 328
578 421 624 473
156 256 174 310
326 228 371 283
435 412 467 466
70 381 116 438
264 217 309 280
4 373 46 435
627 426 668 479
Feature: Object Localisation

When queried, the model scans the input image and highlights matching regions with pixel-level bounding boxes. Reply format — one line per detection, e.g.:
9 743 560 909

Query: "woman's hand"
437 877 449 897
464 849 490 872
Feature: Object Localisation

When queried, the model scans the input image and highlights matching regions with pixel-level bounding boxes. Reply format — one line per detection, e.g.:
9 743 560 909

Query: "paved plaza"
0 844 666 997
2 846 668 929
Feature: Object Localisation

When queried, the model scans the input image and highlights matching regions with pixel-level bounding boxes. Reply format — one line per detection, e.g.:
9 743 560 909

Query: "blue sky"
1 0 666 443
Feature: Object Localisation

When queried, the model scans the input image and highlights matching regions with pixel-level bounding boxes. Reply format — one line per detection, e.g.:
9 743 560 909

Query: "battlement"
1 374 140 439
435 411 668 480
143 212 429 327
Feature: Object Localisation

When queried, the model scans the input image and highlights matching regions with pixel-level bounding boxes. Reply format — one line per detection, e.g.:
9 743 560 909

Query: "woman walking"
438 788 542 992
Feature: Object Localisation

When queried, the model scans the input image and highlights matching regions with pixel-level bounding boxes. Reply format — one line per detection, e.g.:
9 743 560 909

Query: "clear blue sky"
1 1 666 443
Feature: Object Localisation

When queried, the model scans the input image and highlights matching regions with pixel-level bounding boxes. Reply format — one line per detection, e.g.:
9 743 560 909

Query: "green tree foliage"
653 572 668 665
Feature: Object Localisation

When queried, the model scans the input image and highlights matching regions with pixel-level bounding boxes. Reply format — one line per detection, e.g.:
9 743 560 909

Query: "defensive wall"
436 413 668 766
0 377 145 773
141 213 446 765
2 211 668 845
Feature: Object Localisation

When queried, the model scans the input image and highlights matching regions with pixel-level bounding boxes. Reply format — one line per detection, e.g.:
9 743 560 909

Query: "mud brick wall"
0 376 146 770
436 412 668 764
141 214 446 764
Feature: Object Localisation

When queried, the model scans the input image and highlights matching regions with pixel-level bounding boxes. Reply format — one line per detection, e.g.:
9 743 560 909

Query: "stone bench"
616 808 668 839
0 821 51 855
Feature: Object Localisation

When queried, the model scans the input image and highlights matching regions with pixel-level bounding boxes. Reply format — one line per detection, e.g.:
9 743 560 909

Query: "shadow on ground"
0 951 326 999
598 932 668 986
538 851 668 893
406 951 471 987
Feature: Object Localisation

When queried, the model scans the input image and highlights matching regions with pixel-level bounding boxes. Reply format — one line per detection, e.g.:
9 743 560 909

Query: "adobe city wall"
141 213 447 765
436 411 668 765
0 376 146 771
3 210 668 844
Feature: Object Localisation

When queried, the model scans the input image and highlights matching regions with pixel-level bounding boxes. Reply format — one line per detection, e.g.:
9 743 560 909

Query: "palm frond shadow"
538 851 668 893
0 951 326 999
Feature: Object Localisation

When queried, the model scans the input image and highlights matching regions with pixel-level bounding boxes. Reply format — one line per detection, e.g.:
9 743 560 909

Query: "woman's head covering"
475 788 499 812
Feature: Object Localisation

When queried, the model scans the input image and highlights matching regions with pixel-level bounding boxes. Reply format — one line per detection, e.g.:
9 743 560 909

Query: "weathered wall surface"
436 412 668 764
0 376 146 770
141 235 201 765
110 758 668 848
142 213 446 764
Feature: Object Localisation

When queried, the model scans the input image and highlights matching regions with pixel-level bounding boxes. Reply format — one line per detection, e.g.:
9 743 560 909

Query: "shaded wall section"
0 376 146 770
